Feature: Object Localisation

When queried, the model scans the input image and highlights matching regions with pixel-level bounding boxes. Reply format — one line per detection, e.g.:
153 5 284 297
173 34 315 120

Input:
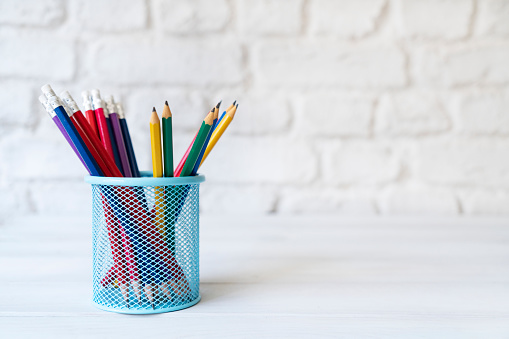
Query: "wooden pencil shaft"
180 120 212 177
150 117 163 178
162 116 174 177
109 113 133 177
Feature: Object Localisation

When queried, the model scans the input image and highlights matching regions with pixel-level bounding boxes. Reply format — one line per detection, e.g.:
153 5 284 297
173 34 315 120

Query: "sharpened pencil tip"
233 100 236 106
216 100 222 108
152 107 156 112
236 103 239 108
165 100 168 106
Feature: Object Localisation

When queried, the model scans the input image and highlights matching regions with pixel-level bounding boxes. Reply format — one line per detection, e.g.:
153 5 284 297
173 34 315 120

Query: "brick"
309 0 385 38
379 185 458 215
322 141 401 186
394 0 473 40
201 184 277 214
0 0 64 27
477 0 509 37
255 42 406 88
30 182 91 215
0 37 74 81
375 91 450 136
237 0 303 35
154 0 230 34
70 0 147 32
454 91 509 134
0 82 34 127
459 189 509 215
90 39 243 86
0 132 86 180
297 94 373 137
279 187 377 215
416 138 509 187
414 44 509 87
225 92 291 135
200 136 318 184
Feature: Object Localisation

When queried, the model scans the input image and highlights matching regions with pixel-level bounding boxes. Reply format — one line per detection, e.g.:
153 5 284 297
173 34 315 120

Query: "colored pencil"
162 101 174 178
150 107 165 241
199 103 238 168
60 91 122 177
117 101 140 177
82 91 99 139
91 90 118 170
191 102 220 175
41 85 103 176
214 100 235 133
180 109 215 177
174 132 197 177
105 109 124 175
107 96 132 177
38 95 89 172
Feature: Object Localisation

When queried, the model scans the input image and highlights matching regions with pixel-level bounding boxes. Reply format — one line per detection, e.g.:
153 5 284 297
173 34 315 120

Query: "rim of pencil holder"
84 171 205 186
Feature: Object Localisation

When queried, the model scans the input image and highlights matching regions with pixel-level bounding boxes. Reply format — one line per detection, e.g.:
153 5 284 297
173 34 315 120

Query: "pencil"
107 96 132 177
191 101 220 175
60 91 122 177
180 109 215 177
214 100 235 133
199 103 238 168
82 91 99 139
41 85 103 176
162 101 174 178
38 95 88 172
91 90 119 171
150 107 165 239
117 101 140 177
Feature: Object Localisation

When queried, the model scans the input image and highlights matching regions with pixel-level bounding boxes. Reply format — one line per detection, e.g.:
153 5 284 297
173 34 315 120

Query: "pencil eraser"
116 102 125 118
38 95 47 104
82 90 90 100
41 84 53 93
60 90 71 100
91 89 101 98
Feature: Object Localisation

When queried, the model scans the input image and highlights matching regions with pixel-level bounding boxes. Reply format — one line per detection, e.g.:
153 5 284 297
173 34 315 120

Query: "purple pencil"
38 95 90 174
106 96 132 177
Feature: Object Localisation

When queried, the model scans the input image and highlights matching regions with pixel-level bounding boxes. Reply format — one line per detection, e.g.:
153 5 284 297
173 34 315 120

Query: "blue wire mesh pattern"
90 181 201 314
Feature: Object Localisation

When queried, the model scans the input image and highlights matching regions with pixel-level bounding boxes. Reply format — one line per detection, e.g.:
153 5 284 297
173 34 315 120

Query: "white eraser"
41 84 53 94
38 95 47 104
91 89 101 98
60 90 71 100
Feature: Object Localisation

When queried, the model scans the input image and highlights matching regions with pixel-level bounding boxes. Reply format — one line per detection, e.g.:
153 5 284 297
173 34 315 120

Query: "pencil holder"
85 172 205 314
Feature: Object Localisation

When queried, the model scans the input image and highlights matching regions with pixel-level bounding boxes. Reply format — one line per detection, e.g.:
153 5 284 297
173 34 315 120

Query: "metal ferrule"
116 102 125 119
82 91 93 111
60 91 80 113
38 95 56 118
105 95 117 114
91 89 103 110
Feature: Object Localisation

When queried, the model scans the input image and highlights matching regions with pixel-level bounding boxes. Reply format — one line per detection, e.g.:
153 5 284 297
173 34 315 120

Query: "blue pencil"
117 102 140 177
212 101 235 134
41 85 103 176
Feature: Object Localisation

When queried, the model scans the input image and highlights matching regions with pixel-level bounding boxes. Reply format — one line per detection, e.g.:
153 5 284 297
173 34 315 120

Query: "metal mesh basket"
85 172 205 314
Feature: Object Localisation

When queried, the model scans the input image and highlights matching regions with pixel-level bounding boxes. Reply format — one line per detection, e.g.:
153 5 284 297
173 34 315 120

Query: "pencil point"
216 100 222 109
152 107 156 112
165 100 168 106
233 100 236 106
236 103 239 108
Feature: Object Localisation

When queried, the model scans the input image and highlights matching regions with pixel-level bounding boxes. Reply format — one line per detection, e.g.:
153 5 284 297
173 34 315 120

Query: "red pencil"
174 132 197 177
91 89 116 161
61 91 122 177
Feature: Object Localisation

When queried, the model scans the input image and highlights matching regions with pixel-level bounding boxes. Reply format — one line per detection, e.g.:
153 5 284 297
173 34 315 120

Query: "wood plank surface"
1 215 508 338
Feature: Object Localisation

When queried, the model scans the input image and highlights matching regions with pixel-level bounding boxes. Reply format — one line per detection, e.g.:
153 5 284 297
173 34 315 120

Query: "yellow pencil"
150 107 165 237
199 103 238 168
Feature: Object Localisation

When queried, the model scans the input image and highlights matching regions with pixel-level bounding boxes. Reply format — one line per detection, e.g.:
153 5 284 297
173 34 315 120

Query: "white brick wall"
1 0 509 221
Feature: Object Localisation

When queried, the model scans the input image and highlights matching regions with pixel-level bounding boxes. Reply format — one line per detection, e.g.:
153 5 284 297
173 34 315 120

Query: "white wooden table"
1 215 508 338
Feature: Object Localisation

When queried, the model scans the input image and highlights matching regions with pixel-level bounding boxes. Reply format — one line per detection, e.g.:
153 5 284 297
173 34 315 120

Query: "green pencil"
162 101 174 177
180 109 215 177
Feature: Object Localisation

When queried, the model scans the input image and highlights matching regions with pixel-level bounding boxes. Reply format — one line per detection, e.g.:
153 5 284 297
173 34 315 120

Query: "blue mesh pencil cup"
85 171 205 314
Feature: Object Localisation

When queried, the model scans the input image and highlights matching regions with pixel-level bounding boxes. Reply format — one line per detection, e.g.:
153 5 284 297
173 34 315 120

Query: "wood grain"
1 215 508 337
